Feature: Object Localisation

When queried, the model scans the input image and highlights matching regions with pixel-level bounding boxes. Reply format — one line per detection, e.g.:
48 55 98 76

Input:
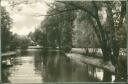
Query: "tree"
73 10 99 48
20 38 30 49
57 0 126 61
9 33 20 50
27 1 126 80
1 7 13 52
56 1 126 81
39 3 76 52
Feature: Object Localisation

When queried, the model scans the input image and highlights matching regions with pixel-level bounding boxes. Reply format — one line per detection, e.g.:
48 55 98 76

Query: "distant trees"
28 29 48 48
19 37 30 49
11 35 31 49
28 29 44 46
9 34 20 51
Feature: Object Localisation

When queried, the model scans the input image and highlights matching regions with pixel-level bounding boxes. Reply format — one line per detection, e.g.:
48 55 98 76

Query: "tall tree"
1 7 13 52
56 1 126 80
58 1 126 62
40 3 76 52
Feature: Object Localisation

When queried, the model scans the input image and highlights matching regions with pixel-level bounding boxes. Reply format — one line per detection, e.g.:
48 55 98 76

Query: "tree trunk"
112 44 119 66
103 70 112 82
102 45 111 62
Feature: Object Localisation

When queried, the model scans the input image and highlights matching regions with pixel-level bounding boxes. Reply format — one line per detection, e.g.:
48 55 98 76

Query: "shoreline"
66 53 115 74
1 51 17 57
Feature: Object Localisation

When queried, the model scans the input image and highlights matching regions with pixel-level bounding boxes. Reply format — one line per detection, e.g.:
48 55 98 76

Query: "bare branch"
57 1 97 18
33 8 78 17
43 0 56 10
9 0 31 8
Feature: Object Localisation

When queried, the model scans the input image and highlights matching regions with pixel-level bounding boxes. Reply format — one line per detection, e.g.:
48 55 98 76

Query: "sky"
1 0 54 35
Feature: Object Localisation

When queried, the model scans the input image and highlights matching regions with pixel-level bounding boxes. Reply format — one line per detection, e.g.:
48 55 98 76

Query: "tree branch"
58 1 97 19
33 8 78 17
119 1 126 28
89 17 102 46
92 1 108 47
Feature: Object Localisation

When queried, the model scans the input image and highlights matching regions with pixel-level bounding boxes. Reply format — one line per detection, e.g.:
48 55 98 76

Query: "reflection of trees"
42 52 63 81
103 70 112 82
39 52 71 82
20 50 28 56
1 67 11 83
34 50 43 74
87 65 114 82
40 51 93 82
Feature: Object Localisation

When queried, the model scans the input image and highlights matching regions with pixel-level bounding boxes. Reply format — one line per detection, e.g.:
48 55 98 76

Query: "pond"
1 49 119 83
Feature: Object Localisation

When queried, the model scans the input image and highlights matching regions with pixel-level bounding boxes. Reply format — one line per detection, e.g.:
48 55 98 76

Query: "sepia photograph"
0 0 127 83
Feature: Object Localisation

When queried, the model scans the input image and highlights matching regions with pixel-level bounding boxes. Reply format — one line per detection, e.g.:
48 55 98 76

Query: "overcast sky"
1 0 54 35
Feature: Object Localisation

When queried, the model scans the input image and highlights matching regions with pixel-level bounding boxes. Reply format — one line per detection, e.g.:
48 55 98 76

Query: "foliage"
73 11 99 48
62 1 126 80
38 2 76 52
28 1 126 67
64 1 126 62
28 29 44 45
1 7 13 52
1 7 30 51
19 37 30 49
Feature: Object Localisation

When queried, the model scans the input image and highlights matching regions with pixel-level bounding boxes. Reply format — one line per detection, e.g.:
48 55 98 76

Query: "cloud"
11 26 35 35
1 0 51 35
1 0 9 7
11 13 26 22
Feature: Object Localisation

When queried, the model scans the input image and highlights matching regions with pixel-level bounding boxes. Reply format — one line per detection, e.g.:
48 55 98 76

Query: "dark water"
2 49 116 83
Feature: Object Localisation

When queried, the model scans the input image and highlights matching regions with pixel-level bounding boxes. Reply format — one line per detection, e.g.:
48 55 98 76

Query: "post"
126 1 128 82
0 6 2 83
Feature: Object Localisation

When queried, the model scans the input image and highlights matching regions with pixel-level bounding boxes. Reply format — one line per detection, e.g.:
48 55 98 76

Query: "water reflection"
1 66 11 83
2 49 123 83
86 65 115 82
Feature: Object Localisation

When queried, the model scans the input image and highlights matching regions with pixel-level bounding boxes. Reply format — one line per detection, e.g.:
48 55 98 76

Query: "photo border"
0 0 127 83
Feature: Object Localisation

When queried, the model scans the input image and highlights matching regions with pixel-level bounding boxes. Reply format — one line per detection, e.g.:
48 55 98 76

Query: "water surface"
2 49 116 83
